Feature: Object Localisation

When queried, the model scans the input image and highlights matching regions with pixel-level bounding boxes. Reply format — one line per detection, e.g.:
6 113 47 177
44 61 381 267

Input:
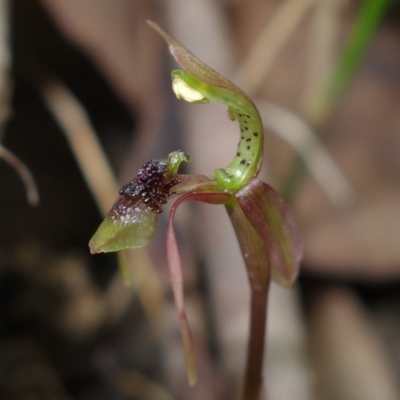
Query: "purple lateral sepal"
235 178 303 288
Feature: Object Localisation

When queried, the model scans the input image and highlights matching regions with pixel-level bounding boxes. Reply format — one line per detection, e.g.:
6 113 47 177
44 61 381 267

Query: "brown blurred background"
1 0 400 399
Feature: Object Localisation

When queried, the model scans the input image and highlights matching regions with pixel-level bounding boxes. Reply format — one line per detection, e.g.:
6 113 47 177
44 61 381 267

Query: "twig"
41 80 119 214
0 0 11 141
303 0 345 119
117 369 177 400
258 101 356 210
308 287 399 400
0 143 40 206
41 79 165 330
235 0 315 94
281 0 390 203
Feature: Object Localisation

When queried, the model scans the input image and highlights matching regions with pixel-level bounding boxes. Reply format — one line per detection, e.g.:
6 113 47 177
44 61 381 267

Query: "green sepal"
147 20 252 103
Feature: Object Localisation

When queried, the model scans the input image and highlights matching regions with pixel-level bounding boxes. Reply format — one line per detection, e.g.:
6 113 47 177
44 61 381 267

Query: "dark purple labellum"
119 159 180 213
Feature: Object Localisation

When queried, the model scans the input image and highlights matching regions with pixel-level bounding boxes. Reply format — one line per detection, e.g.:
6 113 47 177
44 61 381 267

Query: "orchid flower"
90 21 302 400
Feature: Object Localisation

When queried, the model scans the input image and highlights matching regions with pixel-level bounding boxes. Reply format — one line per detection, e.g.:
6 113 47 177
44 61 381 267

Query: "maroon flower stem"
242 288 269 400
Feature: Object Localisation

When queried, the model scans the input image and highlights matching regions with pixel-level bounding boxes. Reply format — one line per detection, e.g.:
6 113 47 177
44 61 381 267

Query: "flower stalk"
244 290 269 400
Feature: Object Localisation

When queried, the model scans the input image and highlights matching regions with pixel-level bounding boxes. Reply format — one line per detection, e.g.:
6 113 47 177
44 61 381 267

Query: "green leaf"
89 197 158 253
